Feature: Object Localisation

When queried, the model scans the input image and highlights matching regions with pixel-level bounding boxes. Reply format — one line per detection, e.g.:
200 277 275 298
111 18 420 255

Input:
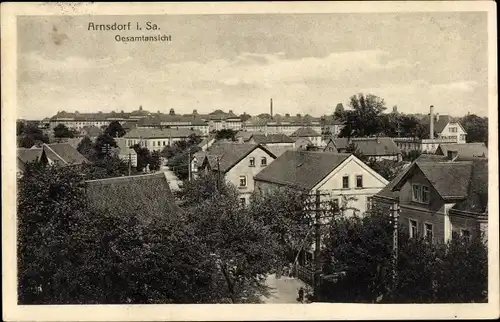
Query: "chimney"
429 105 434 140
270 98 273 120
447 150 458 161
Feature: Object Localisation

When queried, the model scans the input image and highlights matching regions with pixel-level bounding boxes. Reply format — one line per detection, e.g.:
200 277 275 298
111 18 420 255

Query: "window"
163 141 166 146
332 198 340 211
409 220 418 238
261 157 267 166
249 157 255 167
158 141 161 147
153 141 156 147
412 184 429 204
240 198 246 207
356 175 363 188
424 223 433 242
342 176 349 189
449 127 457 133
366 197 373 210
461 229 471 241
239 176 247 187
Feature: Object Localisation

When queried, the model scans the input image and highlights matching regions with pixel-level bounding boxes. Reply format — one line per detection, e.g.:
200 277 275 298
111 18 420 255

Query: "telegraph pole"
313 190 322 299
216 156 221 190
390 202 400 296
128 152 132 176
188 150 191 181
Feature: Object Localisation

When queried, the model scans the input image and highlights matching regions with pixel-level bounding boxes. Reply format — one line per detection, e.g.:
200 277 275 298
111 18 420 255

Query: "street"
261 274 307 304
162 165 182 192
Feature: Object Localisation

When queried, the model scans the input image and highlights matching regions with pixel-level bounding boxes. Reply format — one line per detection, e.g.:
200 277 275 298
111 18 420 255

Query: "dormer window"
249 157 255 167
412 184 429 204
261 157 267 167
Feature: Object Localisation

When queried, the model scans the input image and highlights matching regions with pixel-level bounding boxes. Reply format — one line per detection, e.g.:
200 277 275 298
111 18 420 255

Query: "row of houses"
191 137 488 243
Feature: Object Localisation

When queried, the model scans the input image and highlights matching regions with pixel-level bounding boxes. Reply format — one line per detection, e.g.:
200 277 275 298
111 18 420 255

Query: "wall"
225 147 276 204
438 122 467 144
314 156 388 216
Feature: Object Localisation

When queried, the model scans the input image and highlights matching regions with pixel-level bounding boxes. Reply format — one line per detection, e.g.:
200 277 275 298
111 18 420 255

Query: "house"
117 145 138 167
325 137 402 162
290 127 323 147
254 150 389 217
190 151 207 179
85 172 182 223
246 133 296 157
80 126 101 139
120 128 203 152
235 130 255 143
433 114 467 144
17 143 89 174
295 137 312 150
200 142 277 205
197 137 216 151
435 143 488 159
373 154 488 244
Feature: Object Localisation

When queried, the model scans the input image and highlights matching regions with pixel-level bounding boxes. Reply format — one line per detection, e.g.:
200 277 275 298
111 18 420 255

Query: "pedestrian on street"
297 287 304 303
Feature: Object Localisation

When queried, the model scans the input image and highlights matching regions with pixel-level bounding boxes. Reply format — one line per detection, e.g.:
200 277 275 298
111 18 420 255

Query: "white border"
2 2 498 321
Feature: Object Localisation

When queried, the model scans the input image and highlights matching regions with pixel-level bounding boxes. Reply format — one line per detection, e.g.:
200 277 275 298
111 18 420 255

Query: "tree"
104 121 126 138
317 207 488 303
239 113 252 122
17 162 222 304
17 123 50 148
77 136 94 160
94 134 118 160
53 124 75 138
460 114 488 143
338 94 387 138
215 129 237 141
149 151 161 172
334 103 345 119
180 178 279 303
249 188 314 267
132 144 152 172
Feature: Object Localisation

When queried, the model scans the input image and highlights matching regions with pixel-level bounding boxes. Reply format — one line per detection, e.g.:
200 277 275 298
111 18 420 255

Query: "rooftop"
205 142 275 173
254 150 350 190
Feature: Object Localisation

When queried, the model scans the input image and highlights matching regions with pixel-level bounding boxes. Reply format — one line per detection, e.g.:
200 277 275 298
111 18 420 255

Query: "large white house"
254 150 389 216
120 128 203 151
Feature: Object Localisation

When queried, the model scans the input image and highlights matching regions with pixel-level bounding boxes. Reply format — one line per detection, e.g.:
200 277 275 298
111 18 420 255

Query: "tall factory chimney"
429 105 434 140
270 98 273 120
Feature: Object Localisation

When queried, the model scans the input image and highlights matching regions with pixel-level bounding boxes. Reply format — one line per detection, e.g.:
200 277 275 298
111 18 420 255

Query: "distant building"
374 154 488 244
120 128 203 152
17 143 89 174
245 133 296 158
325 137 402 162
200 142 277 205
290 127 323 147
435 143 488 159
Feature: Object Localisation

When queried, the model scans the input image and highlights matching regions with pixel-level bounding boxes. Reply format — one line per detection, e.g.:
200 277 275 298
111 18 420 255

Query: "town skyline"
18 12 488 120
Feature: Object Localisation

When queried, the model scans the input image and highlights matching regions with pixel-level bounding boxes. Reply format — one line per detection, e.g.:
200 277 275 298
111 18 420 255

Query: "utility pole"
390 202 400 296
216 156 221 190
188 150 191 181
128 152 131 176
313 190 322 300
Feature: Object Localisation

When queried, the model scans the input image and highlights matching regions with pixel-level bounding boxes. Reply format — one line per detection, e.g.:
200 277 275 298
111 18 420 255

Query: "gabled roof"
123 127 202 139
434 115 451 133
266 145 296 158
436 143 488 159
329 137 401 156
291 127 321 137
451 159 488 214
205 143 276 173
375 154 488 214
85 172 182 222
248 133 295 144
254 150 350 190
350 137 401 156
17 148 44 164
43 143 89 165
235 131 255 141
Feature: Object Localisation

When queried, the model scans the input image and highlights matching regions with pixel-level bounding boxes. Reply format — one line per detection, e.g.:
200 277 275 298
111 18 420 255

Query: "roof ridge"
43 144 69 165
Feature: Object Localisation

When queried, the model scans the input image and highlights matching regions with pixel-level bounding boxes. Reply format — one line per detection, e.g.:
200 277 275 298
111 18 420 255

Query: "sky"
17 12 489 119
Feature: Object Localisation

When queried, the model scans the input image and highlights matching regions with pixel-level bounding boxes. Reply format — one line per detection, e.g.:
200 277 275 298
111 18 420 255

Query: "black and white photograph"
2 2 498 321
